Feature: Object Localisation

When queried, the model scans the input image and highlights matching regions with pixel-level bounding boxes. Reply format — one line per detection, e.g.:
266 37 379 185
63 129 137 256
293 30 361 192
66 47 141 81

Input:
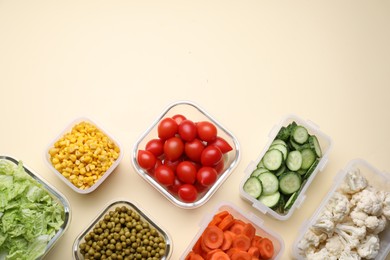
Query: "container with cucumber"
243 121 323 215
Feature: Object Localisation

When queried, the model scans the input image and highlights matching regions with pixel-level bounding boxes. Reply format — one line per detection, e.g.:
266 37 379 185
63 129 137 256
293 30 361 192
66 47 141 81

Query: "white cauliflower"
379 190 390 220
351 189 382 216
312 209 335 236
338 250 361 260
349 208 369 227
297 228 327 254
324 235 344 256
334 222 366 249
365 214 387 234
339 168 368 195
357 233 380 259
306 248 337 260
325 191 351 222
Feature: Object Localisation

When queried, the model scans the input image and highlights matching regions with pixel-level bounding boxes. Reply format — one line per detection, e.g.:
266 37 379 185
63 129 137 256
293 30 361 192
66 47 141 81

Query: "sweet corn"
48 121 120 190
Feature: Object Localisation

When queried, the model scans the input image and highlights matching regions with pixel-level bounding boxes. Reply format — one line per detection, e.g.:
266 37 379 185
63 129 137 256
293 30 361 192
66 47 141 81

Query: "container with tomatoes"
132 101 240 209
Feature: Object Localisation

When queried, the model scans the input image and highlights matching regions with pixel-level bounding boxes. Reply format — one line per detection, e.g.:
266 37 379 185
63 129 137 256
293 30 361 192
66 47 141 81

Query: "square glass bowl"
239 114 333 221
131 100 241 209
179 201 285 260
72 200 173 260
292 159 390 259
0 155 71 259
45 117 123 194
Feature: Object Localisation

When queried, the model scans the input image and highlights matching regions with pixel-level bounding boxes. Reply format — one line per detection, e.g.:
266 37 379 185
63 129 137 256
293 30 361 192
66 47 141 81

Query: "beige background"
1 1 389 259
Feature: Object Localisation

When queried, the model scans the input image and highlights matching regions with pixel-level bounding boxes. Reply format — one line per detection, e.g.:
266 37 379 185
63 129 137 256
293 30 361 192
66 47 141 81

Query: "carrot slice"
231 250 252 260
192 235 204 255
208 211 230 226
229 220 245 235
251 235 262 248
247 246 260 258
226 247 241 258
217 214 235 231
209 250 230 260
258 238 274 260
220 230 234 251
202 226 224 249
232 234 251 251
186 251 205 260
242 223 256 240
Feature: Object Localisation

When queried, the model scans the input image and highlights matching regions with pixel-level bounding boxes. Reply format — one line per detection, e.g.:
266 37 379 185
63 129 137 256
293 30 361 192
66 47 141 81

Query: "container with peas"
73 200 172 259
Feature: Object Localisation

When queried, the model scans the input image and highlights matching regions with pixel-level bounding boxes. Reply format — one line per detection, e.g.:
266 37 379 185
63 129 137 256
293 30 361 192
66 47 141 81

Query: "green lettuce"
0 159 65 260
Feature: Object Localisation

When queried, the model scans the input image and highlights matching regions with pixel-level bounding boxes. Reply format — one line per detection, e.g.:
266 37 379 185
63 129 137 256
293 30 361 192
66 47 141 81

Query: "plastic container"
72 199 173 260
239 114 332 220
180 201 285 260
292 159 390 260
45 117 123 194
132 100 240 209
0 155 71 259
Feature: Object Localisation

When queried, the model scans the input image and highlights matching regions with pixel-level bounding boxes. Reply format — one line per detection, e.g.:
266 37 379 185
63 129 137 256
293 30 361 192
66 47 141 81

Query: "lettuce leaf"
0 159 65 260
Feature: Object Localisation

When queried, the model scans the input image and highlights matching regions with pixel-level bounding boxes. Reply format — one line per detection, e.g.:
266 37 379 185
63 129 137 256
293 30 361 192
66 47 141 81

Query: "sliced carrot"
231 250 252 260
193 235 204 255
205 249 223 260
220 230 234 251
232 234 251 252
258 238 274 260
247 246 260 258
186 251 205 260
202 226 224 249
251 235 263 248
226 247 242 258
242 222 256 240
225 230 237 240
208 250 230 260
217 214 235 231
208 211 230 226
229 220 245 235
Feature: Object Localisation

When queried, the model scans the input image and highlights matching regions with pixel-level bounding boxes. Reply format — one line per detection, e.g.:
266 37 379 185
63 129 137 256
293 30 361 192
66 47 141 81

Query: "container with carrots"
180 202 284 260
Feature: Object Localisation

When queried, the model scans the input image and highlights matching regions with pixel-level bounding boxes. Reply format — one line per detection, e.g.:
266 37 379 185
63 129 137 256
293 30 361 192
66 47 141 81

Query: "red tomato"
158 118 178 139
154 165 175 186
214 158 225 174
147 159 162 175
178 119 197 142
163 158 182 172
137 150 156 170
184 138 205 162
197 121 217 142
176 161 197 184
197 167 218 186
168 177 183 194
164 136 184 161
145 138 164 157
172 114 186 125
177 184 198 202
200 145 223 166
207 136 233 154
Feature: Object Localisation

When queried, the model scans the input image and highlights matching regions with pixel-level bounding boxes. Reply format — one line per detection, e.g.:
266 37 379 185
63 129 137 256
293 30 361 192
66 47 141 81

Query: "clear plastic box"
292 159 390 260
0 155 71 259
44 117 124 194
239 114 333 221
179 201 285 260
72 199 173 260
131 100 241 209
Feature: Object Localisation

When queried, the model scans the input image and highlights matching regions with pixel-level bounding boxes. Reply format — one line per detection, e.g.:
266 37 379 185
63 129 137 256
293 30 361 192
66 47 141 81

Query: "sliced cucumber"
300 148 316 170
269 144 288 161
286 150 302 171
309 135 322 157
274 164 286 177
257 159 264 168
271 139 287 147
258 172 279 195
292 125 309 144
279 172 301 195
303 158 319 180
263 149 283 171
258 191 281 208
284 191 298 210
243 177 262 198
250 168 270 177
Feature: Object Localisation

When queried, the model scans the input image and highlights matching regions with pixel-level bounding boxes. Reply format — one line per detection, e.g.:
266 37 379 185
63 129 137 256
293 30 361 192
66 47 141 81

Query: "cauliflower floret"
325 191 351 222
306 248 337 260
339 250 361 260
365 214 387 234
297 228 327 254
349 208 369 227
334 222 366 249
379 190 390 220
357 233 380 259
324 235 344 256
339 168 368 195
312 209 335 236
351 189 382 216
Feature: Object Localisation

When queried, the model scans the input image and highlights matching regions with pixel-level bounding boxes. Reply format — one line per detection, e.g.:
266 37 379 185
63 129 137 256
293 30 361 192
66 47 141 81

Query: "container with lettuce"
0 157 69 260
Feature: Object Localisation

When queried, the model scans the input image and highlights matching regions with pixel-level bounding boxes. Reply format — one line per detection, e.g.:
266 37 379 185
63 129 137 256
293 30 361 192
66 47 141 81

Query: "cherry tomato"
172 114 186 125
145 138 164 157
214 158 225 174
178 119 197 142
176 161 197 184
197 121 217 142
207 136 233 154
158 117 178 139
197 166 218 186
168 177 183 194
163 158 182 172
137 150 156 170
200 145 223 166
184 138 205 162
177 184 198 202
147 159 162 175
164 136 184 161
154 165 175 186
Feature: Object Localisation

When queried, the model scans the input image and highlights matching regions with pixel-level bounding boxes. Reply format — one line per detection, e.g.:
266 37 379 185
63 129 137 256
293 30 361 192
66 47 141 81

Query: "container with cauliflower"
292 159 390 260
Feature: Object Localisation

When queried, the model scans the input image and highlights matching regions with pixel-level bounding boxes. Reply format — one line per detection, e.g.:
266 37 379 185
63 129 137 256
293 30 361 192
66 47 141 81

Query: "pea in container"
0 155 71 259
292 159 390 260
239 114 332 221
44 117 124 194
72 199 173 260
179 201 285 260
131 100 241 209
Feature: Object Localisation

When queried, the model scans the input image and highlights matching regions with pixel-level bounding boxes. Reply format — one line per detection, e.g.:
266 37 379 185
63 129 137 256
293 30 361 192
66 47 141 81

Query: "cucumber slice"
309 135 322 157
286 150 302 171
303 158 319 180
279 172 301 195
258 191 281 208
263 149 283 171
300 148 316 170
250 168 270 177
271 139 287 147
284 191 298 210
243 177 262 198
274 164 286 177
258 172 279 195
257 159 264 168
292 126 309 144
269 144 288 161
